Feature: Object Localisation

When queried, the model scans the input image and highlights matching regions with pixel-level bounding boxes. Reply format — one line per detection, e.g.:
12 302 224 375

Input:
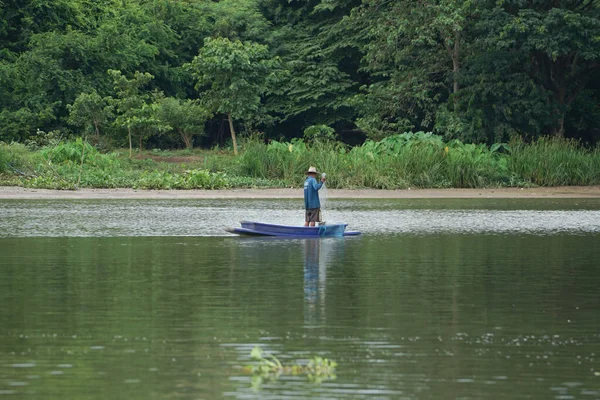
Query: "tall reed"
237 133 599 188
509 137 600 186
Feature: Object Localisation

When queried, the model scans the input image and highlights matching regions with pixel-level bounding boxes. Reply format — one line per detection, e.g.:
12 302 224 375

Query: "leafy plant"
303 125 337 143
40 138 98 164
245 346 337 388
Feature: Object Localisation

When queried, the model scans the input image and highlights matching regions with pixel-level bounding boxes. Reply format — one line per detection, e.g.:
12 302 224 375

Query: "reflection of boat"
228 221 361 237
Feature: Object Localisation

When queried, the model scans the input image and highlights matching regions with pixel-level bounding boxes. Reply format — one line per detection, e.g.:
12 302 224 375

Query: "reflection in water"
1 199 600 399
303 239 322 325
303 239 343 326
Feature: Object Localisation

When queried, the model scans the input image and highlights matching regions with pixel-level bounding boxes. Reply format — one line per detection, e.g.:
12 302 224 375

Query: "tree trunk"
93 118 100 137
452 33 460 94
452 32 460 111
128 126 133 158
555 115 565 138
180 130 193 149
139 135 143 154
227 112 239 155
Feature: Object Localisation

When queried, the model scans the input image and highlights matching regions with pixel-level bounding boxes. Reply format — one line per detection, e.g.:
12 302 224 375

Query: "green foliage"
186 36 282 154
0 144 9 174
434 43 552 144
245 346 337 388
566 89 600 143
238 136 311 181
67 91 112 137
0 142 33 175
187 37 281 124
478 3 600 137
2 0 600 154
237 133 600 188
108 70 168 155
157 97 212 149
303 125 337 143
24 129 64 151
0 107 58 144
509 137 600 186
2 137 599 190
24 173 77 190
40 138 97 164
348 0 474 139
108 70 154 117
259 0 358 135
134 169 227 190
204 0 271 42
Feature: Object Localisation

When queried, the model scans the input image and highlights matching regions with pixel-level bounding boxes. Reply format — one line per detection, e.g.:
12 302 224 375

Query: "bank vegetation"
1 133 599 190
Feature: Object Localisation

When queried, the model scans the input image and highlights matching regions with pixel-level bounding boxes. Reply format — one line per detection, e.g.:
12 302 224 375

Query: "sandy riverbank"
1 186 599 199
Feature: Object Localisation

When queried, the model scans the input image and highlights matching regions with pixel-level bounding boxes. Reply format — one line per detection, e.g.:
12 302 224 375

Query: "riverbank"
1 186 599 199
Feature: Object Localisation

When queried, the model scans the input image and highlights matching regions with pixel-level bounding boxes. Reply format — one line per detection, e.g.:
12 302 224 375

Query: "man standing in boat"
304 166 326 227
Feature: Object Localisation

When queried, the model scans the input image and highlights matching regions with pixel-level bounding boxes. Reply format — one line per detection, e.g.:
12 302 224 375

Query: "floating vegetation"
245 346 337 387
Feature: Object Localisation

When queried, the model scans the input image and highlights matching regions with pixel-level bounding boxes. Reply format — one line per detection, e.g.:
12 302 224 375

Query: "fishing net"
320 173 328 223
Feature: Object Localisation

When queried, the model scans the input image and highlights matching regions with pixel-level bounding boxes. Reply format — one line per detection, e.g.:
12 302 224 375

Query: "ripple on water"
10 363 35 368
1 199 600 237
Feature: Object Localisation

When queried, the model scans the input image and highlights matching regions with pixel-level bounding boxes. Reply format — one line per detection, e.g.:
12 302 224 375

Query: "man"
304 166 326 227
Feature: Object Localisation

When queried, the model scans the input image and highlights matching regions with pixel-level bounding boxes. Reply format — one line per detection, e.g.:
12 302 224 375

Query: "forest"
1 0 599 150
1 0 600 190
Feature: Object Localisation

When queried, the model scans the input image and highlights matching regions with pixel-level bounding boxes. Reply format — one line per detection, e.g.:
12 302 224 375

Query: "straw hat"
305 166 319 175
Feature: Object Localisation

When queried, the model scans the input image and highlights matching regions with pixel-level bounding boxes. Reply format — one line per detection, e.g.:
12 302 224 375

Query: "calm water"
1 198 599 399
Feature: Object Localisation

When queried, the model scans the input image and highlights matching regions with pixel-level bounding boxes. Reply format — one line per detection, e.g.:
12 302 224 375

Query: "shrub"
40 138 98 164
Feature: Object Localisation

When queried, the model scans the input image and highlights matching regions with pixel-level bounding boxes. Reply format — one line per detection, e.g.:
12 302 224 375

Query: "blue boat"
228 221 361 237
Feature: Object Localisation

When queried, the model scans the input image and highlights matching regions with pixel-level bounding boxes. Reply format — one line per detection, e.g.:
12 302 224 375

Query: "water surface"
1 198 599 399
1 198 599 237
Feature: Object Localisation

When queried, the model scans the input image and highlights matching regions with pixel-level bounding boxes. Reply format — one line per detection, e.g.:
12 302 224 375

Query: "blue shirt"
304 176 323 209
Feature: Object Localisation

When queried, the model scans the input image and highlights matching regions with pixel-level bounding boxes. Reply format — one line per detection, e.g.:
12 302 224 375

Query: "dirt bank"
1 186 599 199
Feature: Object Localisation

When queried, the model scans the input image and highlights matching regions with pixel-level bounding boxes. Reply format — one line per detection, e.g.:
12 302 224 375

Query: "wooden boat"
227 221 361 237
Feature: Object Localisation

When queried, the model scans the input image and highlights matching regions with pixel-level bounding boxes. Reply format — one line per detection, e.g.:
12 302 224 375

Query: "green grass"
509 137 600 186
1 134 599 190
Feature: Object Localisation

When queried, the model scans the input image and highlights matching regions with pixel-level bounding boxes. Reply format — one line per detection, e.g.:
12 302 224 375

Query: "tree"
259 0 360 138
205 0 271 43
158 97 212 149
482 1 600 137
0 0 106 54
108 69 154 157
134 100 170 152
67 91 112 140
346 0 475 139
187 37 281 155
0 0 179 142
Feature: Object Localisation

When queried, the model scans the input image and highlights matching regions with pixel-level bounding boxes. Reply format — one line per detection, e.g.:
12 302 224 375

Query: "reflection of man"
304 166 326 227
304 239 320 324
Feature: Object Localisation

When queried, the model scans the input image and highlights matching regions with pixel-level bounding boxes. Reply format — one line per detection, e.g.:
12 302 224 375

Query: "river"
1 198 599 399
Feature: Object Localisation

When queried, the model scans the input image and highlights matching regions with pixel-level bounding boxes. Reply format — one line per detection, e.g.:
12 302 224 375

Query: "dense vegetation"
1 0 600 147
2 134 599 189
1 0 600 189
